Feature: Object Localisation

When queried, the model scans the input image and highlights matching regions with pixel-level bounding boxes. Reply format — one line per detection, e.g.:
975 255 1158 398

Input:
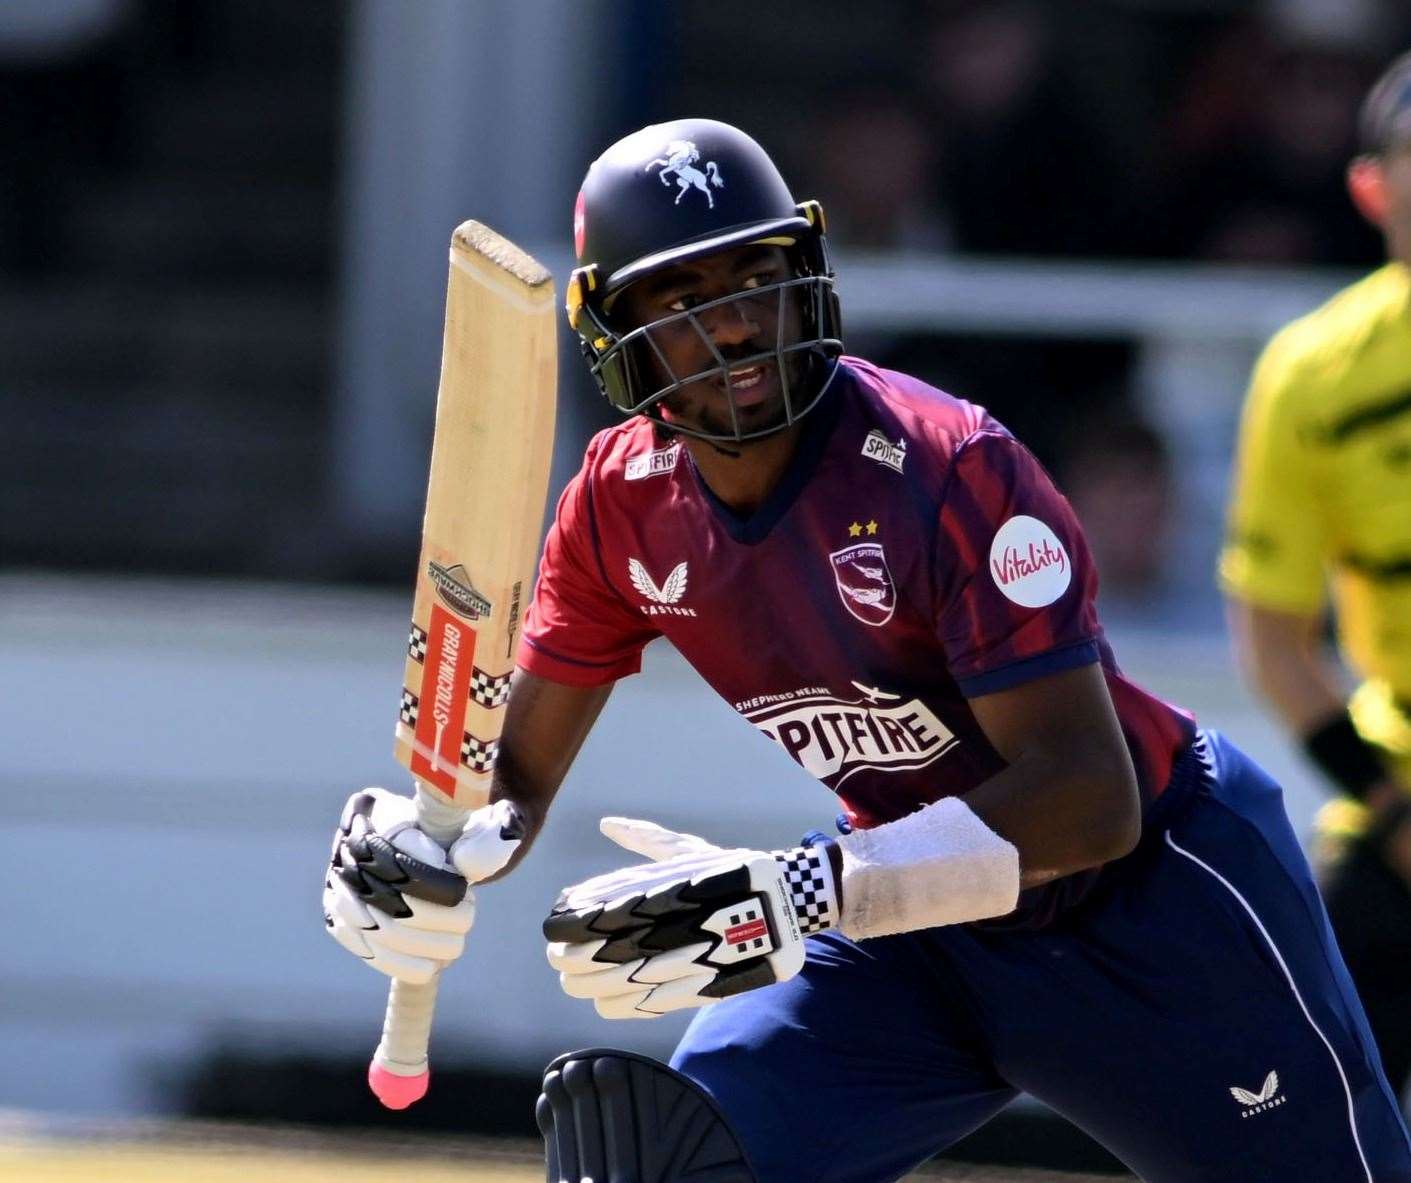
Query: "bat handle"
368 975 439 1109
367 783 468 1110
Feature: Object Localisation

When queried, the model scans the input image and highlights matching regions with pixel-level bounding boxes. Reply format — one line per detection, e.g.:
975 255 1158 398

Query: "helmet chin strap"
653 412 795 459
650 351 836 455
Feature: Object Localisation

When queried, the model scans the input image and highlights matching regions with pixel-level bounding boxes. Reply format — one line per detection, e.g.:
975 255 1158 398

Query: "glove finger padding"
598 816 721 862
544 849 805 1019
545 938 613 975
555 847 755 916
592 972 722 1020
335 789 467 911
324 787 478 985
323 873 459 983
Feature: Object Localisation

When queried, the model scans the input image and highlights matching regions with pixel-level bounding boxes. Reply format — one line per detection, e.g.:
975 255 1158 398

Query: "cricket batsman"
1222 51 1411 1103
325 118 1411 1181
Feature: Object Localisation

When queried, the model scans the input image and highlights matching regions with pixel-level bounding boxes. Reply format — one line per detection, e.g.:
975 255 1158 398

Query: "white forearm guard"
837 796 1021 940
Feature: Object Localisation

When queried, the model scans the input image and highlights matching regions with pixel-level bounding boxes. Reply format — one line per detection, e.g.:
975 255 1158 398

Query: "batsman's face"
617 244 807 438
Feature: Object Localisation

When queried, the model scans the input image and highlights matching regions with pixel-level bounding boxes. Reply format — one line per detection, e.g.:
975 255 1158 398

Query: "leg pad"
537 1047 757 1182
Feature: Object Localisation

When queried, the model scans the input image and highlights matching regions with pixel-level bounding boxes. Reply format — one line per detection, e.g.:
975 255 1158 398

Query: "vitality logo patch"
989 515 1070 608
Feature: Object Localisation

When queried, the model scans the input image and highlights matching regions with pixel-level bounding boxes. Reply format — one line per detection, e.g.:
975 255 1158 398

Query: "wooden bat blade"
393 221 558 810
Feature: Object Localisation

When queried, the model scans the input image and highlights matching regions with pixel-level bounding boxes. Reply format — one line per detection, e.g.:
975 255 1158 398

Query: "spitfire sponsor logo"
988 515 1070 608
428 560 492 619
741 682 956 786
830 541 896 626
644 140 725 208
628 558 697 617
861 429 906 473
625 444 681 481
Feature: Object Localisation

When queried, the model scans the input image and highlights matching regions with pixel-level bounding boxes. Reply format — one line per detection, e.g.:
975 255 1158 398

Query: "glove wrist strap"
774 842 840 935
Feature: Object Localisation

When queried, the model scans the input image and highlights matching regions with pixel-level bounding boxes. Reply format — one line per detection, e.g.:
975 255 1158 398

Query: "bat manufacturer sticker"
409 603 477 794
989 515 1070 608
428 560 492 620
504 579 522 659
829 541 896 626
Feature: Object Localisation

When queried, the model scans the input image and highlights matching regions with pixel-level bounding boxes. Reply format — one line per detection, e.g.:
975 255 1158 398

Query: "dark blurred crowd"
777 0 1409 268
6 0 1408 276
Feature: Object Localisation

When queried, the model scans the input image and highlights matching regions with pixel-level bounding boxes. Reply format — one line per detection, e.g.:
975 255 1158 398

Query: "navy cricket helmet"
566 118 843 443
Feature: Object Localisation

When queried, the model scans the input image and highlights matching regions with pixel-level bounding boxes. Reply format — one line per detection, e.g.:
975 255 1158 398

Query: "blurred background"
4 0 1408 1175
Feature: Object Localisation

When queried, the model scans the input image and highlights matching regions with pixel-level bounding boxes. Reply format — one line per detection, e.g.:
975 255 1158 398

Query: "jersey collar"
686 360 847 545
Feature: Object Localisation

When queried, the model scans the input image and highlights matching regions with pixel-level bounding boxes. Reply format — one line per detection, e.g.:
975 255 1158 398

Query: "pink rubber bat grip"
367 789 466 1109
368 976 438 1108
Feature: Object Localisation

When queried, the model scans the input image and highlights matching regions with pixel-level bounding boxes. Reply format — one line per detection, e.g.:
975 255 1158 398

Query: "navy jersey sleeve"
933 430 1102 696
517 440 661 686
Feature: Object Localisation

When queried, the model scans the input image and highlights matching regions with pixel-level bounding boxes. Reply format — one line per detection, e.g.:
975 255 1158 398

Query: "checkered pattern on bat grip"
469 668 512 708
460 733 499 773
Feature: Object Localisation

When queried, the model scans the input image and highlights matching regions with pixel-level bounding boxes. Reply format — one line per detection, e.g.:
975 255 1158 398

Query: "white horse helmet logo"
644 140 725 208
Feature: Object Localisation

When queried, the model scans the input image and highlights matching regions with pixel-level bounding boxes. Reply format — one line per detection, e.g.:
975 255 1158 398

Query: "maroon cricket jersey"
520 358 1196 925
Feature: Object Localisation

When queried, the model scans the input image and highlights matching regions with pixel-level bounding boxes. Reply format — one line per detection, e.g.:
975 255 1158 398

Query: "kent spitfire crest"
830 541 897 626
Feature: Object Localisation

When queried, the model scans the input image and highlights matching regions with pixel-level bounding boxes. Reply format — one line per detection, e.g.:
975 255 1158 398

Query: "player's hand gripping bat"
367 222 556 1109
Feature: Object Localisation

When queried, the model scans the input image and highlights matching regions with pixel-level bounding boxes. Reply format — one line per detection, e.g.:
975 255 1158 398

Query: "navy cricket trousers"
672 733 1411 1182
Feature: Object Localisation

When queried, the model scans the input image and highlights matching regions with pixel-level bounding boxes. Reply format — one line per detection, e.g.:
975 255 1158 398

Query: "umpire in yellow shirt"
1222 50 1411 1101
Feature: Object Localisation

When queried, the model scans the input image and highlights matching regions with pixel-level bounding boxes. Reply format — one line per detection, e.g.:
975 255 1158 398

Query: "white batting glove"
323 788 521 985
543 817 839 1019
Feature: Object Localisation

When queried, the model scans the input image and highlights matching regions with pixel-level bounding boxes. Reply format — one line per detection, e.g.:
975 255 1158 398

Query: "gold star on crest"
866 520 879 535
848 521 862 537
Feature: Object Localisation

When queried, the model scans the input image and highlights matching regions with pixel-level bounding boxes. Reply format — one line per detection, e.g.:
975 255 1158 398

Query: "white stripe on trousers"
1164 830 1373 1183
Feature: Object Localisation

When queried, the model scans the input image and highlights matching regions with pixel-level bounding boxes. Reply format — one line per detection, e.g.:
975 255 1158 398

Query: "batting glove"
324 788 521 984
544 817 840 1019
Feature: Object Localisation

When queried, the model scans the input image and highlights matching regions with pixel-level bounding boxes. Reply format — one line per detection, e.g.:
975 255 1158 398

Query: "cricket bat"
367 221 557 1110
